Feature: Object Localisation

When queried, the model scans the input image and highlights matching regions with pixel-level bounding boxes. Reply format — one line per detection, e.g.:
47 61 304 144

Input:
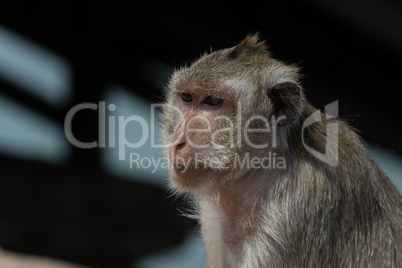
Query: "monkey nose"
175 142 186 151
169 141 187 159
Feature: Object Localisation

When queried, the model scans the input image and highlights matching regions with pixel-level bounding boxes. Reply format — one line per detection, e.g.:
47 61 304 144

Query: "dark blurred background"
0 1 401 268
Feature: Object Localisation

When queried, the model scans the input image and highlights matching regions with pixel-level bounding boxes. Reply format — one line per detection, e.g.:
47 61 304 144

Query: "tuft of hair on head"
228 33 267 58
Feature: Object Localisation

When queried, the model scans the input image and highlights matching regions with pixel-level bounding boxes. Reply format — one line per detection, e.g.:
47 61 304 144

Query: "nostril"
176 142 186 151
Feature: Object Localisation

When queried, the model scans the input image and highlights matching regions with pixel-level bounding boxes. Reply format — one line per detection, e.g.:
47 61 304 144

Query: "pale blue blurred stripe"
0 94 70 164
134 231 205 268
0 25 71 106
101 86 169 187
367 145 402 192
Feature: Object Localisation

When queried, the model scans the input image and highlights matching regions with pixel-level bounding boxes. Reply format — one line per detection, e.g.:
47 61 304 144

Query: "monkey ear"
267 82 301 127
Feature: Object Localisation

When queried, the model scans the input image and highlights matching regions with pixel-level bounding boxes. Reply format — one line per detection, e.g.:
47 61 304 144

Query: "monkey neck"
219 190 240 223
218 169 267 224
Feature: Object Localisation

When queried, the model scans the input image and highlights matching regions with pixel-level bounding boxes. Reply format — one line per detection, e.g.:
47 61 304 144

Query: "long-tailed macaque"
161 34 402 267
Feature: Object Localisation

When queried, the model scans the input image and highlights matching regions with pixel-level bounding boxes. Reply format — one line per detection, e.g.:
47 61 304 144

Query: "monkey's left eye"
181 93 193 103
204 95 223 106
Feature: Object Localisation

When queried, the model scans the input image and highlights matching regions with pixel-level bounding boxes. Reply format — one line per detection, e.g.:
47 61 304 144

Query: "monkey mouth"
175 163 197 169
174 162 205 172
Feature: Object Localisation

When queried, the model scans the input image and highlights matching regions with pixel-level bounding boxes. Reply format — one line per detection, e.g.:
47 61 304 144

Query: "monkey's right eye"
181 93 193 103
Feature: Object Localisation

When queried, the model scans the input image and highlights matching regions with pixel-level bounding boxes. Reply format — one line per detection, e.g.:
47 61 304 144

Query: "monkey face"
167 87 237 191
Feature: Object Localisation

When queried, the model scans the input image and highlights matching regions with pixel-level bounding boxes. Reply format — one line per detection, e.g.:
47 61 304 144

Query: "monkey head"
161 34 304 193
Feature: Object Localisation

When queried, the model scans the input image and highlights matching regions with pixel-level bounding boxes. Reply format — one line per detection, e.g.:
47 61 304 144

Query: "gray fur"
161 34 402 267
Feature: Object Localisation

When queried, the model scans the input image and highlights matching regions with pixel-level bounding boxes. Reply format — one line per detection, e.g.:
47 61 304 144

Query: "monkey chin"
169 163 230 193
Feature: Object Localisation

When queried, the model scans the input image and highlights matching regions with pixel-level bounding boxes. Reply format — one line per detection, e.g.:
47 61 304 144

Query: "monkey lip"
173 162 205 171
174 163 197 169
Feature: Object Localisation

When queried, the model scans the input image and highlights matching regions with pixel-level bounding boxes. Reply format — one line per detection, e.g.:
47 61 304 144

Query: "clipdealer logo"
302 101 339 167
64 100 339 169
